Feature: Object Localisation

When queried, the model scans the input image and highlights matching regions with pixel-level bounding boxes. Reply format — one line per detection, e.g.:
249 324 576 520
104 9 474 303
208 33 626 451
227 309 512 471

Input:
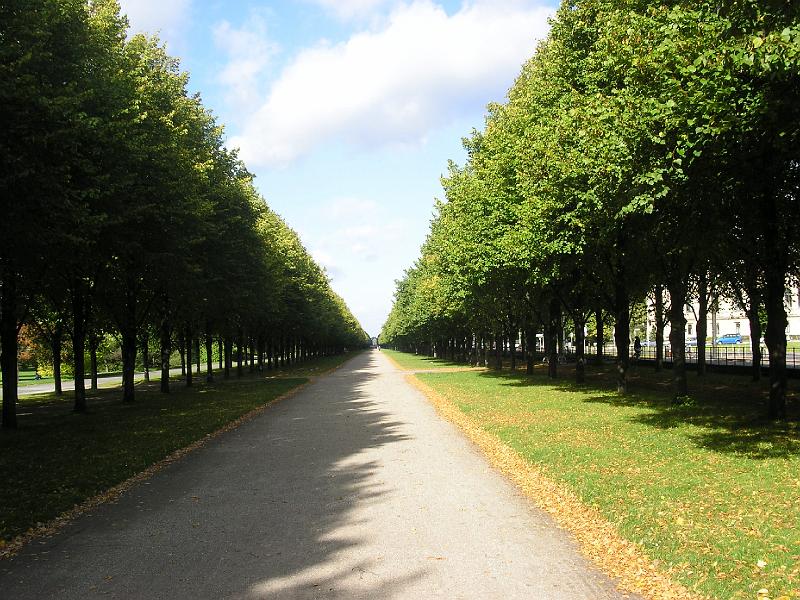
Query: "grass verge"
409 358 799 600
0 352 357 553
382 348 480 371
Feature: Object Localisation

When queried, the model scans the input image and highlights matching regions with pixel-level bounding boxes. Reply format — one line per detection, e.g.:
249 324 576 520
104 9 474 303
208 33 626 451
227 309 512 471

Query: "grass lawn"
382 348 474 370
0 369 55 388
0 352 357 546
413 359 800 599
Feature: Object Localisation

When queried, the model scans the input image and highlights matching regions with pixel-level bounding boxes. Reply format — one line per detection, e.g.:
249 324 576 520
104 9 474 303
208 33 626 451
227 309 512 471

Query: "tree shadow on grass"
472 364 800 460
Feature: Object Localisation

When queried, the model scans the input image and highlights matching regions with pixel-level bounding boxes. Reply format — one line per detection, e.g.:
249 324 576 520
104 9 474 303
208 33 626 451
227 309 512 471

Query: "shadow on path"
0 352 422 599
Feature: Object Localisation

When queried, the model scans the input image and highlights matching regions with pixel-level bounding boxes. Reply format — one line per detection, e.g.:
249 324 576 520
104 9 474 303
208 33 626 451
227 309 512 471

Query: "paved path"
4 368 185 399
0 351 633 599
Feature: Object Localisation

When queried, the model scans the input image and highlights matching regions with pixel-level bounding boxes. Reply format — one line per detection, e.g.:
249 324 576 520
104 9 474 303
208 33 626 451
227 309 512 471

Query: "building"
645 286 800 343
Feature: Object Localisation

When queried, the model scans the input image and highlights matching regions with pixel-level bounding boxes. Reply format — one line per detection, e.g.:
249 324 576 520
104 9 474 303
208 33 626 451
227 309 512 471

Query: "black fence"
589 343 800 370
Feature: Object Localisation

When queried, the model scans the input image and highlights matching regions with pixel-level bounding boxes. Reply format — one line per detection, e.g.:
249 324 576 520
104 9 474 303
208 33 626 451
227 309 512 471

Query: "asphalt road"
0 351 633 599
3 368 185 399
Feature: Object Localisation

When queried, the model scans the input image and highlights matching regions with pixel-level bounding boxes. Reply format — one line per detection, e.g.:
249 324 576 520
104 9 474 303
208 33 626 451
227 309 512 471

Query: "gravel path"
0 350 634 599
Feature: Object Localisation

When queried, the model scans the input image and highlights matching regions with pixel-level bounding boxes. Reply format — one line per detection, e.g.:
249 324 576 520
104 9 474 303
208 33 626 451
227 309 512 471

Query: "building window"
786 289 794 308
687 323 693 335
735 322 740 334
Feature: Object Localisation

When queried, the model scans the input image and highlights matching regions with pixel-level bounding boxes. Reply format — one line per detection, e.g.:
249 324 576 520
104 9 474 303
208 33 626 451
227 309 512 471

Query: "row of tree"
1 0 367 428
380 0 799 419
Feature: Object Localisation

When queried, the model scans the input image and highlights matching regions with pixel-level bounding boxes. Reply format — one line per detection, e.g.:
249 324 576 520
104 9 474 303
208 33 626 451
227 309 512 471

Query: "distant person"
633 336 641 359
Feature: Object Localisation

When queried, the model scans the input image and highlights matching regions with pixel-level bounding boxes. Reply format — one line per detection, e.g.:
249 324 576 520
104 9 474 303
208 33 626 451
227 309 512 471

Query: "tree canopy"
381 0 800 419
1 0 368 428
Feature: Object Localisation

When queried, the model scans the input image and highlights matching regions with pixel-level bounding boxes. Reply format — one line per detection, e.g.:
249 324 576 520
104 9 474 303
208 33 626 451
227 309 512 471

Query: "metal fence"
589 343 800 370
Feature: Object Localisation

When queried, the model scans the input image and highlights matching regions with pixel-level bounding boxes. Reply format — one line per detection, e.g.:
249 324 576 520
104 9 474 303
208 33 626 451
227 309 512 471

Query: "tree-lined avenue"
0 351 631 599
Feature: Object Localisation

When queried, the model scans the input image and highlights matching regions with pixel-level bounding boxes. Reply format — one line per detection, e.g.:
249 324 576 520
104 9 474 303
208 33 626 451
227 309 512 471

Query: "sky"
118 0 557 336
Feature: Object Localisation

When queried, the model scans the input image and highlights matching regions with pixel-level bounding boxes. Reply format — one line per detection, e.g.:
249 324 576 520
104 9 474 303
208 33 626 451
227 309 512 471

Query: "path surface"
0 351 634 599
3 367 185 398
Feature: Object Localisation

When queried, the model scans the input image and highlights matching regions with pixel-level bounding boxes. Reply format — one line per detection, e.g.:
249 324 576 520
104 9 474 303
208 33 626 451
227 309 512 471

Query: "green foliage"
1 1 368 422
382 0 800 412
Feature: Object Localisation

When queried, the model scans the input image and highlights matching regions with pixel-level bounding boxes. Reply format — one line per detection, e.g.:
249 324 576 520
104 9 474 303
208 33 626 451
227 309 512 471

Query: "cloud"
309 248 342 280
228 0 553 167
303 0 393 21
213 16 279 115
118 0 192 39
321 197 378 219
303 196 408 277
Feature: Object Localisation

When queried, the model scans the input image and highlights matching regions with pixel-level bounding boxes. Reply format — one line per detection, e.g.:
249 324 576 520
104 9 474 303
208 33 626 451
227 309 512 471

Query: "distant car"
717 333 742 344
686 336 697 346
641 340 657 347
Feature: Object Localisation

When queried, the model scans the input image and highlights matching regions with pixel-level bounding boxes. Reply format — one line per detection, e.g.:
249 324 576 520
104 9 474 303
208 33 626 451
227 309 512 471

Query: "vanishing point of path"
1 351 635 599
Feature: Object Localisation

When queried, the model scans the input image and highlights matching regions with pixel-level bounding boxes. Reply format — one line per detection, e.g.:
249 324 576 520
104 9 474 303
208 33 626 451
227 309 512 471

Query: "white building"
646 286 800 343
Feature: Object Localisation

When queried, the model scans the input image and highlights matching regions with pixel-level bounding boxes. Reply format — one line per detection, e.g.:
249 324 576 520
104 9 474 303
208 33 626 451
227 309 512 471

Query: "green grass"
382 348 469 370
0 369 55 387
414 360 800 599
0 352 357 544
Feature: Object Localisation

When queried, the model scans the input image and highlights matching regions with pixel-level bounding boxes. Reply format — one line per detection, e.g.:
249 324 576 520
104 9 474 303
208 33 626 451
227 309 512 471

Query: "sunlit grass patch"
417 367 800 600
382 348 478 371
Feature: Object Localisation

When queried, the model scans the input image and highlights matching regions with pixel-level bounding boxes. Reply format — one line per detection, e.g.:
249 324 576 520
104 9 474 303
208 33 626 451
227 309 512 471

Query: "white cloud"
213 17 279 115
118 0 192 38
321 197 379 219
304 0 393 21
228 0 553 167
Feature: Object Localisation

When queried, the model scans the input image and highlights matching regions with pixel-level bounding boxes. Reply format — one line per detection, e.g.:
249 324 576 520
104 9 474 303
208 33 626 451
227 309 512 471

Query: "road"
0 351 633 599
3 368 186 399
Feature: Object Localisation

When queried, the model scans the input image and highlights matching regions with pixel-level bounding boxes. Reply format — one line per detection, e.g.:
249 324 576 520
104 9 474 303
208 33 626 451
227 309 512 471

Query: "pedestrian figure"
633 336 641 360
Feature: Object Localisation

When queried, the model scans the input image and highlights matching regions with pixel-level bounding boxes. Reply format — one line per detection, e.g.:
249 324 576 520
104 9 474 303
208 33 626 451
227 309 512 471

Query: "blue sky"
118 0 556 336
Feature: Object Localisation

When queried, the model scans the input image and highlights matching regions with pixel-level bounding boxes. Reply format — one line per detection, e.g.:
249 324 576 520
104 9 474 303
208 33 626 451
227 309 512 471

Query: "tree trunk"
667 278 688 401
52 325 63 396
218 337 223 370
237 329 243 377
654 285 664 371
613 282 629 395
224 335 232 379
249 337 256 373
697 271 708 376
745 284 762 381
178 335 186 377
575 317 586 384
762 186 787 418
509 329 516 371
185 328 193 388
595 309 604 366
205 328 214 383
89 331 99 391
141 330 150 383
525 322 534 375
121 320 137 402
159 313 171 393
194 337 201 375
764 269 787 419
547 298 560 379
1 267 19 428
72 285 87 412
